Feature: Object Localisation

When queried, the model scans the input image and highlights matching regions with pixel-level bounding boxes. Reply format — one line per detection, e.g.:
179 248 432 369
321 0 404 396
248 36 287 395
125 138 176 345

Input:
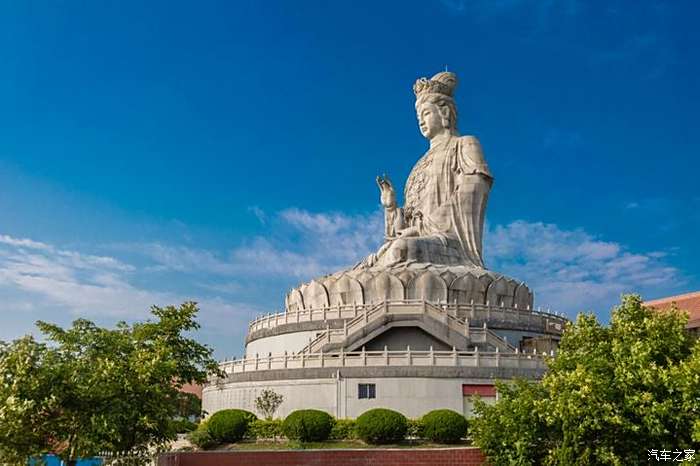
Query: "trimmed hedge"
355 408 408 444
249 419 284 439
282 409 334 442
330 419 357 440
406 418 424 439
421 409 468 444
207 409 257 443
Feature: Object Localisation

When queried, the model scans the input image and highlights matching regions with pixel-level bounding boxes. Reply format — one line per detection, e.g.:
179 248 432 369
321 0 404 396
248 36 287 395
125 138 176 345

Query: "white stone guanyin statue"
358 71 493 269
284 70 533 312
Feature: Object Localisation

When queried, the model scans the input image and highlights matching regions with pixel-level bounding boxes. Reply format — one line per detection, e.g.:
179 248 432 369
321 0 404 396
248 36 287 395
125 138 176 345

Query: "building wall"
245 329 320 357
203 375 495 419
203 378 337 418
361 327 452 351
645 291 700 336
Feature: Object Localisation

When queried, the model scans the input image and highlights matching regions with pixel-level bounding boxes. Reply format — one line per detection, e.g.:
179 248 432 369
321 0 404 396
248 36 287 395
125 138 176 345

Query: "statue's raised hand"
376 174 396 209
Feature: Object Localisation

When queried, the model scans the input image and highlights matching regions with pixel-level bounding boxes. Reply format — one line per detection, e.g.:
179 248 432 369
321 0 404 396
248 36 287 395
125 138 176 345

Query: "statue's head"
413 71 458 140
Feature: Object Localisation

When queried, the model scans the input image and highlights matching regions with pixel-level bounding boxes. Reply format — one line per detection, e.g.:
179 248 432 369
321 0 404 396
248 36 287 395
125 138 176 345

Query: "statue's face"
416 102 445 139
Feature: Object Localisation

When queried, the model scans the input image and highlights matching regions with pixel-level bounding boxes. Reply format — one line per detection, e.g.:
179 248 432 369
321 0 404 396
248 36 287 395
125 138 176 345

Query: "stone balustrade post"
429 345 434 366
384 345 389 365
361 346 366 366
407 345 412 365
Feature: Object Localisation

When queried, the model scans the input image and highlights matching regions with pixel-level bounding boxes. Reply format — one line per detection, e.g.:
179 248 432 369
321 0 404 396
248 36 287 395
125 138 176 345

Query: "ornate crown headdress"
413 71 458 99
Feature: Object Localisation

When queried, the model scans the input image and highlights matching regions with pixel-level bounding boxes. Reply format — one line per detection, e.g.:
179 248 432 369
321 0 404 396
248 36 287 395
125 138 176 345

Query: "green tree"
0 302 222 466
174 391 202 420
471 295 700 466
254 389 284 420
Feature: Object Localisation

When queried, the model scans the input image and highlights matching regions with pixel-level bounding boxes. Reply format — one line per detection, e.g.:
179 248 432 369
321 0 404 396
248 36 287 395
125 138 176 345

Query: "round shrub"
282 409 334 441
355 408 408 444
207 409 257 443
421 409 468 443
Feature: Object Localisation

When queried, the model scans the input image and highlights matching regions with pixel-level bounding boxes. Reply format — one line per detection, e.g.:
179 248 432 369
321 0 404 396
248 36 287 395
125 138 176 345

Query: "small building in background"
645 291 700 338
180 382 203 399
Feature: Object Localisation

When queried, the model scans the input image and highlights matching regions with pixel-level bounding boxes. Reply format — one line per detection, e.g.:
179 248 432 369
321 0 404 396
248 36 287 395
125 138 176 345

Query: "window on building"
358 383 376 399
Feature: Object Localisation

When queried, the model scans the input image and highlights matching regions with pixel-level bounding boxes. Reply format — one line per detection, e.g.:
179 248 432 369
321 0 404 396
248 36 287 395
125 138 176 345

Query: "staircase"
297 300 516 354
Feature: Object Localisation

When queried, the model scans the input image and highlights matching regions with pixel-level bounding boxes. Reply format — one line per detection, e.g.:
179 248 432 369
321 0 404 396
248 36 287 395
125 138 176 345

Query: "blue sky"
1 0 698 358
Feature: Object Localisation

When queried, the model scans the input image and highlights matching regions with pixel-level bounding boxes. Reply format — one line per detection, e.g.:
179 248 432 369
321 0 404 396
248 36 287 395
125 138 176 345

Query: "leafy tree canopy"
0 302 221 465
471 295 700 466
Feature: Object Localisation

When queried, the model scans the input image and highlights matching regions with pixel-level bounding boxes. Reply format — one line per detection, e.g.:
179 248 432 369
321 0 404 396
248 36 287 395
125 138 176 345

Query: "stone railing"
218 348 550 375
248 300 568 335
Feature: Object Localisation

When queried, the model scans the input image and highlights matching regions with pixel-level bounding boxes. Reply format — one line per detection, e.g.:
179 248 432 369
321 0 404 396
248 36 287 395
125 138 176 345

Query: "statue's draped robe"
401 135 492 267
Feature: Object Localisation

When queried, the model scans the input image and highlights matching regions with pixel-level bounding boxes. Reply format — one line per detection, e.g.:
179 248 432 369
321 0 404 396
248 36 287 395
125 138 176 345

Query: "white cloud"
0 212 685 355
0 234 255 349
0 234 52 250
485 221 682 316
118 208 384 281
0 236 168 318
247 206 267 225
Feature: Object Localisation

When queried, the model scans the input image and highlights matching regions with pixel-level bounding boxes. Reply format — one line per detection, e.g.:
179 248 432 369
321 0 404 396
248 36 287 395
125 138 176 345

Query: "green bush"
187 421 217 450
282 409 334 442
171 418 198 433
355 408 408 444
250 419 284 439
421 409 468 443
207 409 257 443
406 418 424 439
329 418 357 440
